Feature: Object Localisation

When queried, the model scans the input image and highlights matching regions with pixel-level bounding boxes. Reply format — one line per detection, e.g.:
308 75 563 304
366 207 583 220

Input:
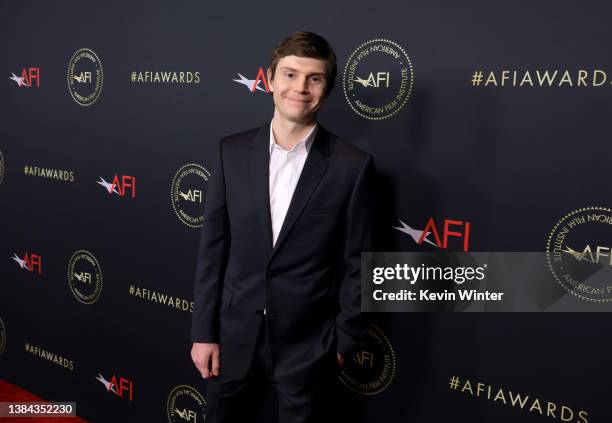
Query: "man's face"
267 55 328 125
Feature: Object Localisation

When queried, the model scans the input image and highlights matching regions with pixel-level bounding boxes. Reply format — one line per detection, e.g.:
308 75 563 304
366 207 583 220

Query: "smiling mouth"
286 97 311 103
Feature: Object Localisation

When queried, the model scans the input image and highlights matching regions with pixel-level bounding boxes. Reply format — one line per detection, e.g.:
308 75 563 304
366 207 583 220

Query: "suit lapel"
248 125 274 254
270 126 330 259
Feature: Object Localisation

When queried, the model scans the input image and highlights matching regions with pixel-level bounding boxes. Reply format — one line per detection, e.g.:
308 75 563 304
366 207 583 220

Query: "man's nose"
294 76 309 93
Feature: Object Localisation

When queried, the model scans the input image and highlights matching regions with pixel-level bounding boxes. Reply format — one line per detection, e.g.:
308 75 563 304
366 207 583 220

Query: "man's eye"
309 76 324 85
285 73 295 78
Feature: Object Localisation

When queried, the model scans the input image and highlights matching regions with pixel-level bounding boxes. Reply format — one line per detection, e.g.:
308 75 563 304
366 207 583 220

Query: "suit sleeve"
336 154 374 357
191 139 230 343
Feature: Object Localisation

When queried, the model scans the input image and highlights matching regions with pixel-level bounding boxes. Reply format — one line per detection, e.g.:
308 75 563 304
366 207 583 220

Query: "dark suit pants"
205 316 339 423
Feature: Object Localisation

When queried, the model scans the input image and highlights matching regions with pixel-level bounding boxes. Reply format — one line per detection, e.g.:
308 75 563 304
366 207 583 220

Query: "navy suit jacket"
191 124 373 387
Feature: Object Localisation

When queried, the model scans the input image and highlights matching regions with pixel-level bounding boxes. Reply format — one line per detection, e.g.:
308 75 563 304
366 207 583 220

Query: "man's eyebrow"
278 66 326 76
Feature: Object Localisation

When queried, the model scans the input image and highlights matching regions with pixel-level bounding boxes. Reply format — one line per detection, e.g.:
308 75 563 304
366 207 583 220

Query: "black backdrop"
2 1 612 422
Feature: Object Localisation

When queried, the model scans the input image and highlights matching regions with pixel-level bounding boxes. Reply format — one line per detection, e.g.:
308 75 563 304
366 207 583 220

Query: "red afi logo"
97 175 137 198
10 68 40 87
418 218 471 252
395 217 472 252
110 375 133 401
12 252 42 274
96 373 134 401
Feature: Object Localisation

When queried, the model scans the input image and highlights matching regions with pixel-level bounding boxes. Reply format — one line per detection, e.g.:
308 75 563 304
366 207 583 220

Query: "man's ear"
266 68 274 92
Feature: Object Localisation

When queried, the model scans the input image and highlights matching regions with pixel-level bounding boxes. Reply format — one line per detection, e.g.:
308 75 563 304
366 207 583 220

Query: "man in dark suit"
191 32 374 422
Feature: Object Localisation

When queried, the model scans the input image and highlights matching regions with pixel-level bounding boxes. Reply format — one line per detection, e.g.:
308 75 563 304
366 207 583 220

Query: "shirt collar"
269 120 317 155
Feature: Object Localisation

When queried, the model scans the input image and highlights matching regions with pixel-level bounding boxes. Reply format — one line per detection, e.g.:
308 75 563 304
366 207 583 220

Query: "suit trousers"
205 315 339 423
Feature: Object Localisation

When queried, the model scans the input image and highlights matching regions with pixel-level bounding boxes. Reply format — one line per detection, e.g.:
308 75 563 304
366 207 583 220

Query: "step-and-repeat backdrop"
2 1 611 422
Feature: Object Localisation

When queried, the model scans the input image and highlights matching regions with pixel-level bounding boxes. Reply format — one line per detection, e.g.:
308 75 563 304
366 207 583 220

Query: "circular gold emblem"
67 48 103 106
68 250 103 304
170 163 209 228
339 324 396 395
166 384 207 423
546 206 612 302
343 39 414 120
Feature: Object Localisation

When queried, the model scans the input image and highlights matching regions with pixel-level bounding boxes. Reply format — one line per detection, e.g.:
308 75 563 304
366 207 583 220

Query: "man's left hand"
337 353 344 368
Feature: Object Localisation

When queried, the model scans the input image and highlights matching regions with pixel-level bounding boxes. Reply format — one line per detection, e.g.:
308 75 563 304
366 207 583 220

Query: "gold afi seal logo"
0 149 4 185
171 163 210 228
547 206 612 302
166 384 206 423
67 48 103 106
339 324 396 395
343 39 414 120
68 250 103 304
0 318 6 356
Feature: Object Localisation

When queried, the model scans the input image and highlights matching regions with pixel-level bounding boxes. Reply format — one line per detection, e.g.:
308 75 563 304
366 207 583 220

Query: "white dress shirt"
269 121 317 247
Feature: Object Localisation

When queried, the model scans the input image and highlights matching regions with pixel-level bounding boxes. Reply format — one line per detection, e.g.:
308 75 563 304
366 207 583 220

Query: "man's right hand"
191 342 220 379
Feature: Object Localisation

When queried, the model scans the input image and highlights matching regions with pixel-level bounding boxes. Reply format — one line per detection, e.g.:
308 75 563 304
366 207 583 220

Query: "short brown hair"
268 31 337 96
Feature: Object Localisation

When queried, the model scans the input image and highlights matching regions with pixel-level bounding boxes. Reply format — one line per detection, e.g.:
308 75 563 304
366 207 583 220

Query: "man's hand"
191 342 220 378
337 353 345 368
